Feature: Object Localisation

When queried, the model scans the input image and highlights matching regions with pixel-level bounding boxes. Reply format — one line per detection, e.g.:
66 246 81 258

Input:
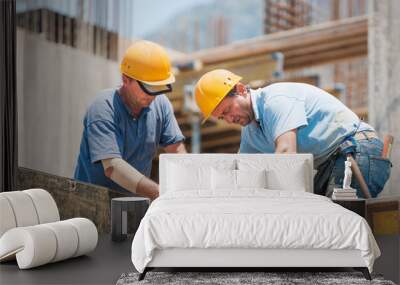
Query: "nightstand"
332 199 366 218
111 197 150 241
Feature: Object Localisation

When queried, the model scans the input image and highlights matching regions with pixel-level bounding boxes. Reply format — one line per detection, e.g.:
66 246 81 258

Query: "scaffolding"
264 0 312 34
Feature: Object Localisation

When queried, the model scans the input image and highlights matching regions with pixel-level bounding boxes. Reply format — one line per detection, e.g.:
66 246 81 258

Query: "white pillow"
266 163 306 191
236 169 267 189
238 159 308 192
211 169 268 190
167 162 211 191
212 168 236 190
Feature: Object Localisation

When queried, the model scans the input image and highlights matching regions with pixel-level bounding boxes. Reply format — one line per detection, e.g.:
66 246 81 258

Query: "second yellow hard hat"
120 40 175 85
195 69 242 123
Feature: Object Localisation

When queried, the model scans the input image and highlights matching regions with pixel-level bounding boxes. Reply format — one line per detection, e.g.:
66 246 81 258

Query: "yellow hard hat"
120 40 175 85
195 69 242 123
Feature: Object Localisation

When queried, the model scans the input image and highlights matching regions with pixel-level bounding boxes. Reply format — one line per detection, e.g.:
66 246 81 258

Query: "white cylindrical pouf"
0 219 98 269
0 196 17 237
42 220 79 262
67 218 98 257
23 189 60 223
1 192 39 227
0 226 57 269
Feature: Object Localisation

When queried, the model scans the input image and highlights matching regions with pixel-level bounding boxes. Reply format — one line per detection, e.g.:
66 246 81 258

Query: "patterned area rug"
116 271 395 285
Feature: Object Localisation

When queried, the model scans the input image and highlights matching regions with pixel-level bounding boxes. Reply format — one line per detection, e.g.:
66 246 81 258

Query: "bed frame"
138 154 371 281
139 248 371 280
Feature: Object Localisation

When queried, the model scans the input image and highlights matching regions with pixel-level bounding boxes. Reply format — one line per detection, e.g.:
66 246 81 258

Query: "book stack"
332 188 358 200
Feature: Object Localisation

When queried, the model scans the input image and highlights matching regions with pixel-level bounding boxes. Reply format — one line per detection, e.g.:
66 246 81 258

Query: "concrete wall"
368 0 400 197
16 167 130 234
17 28 120 178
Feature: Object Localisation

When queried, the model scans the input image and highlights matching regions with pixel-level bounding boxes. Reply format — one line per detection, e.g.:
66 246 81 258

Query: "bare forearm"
136 177 159 200
164 141 187 153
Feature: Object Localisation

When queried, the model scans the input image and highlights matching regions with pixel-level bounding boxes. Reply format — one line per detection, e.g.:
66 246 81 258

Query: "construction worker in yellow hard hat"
74 40 186 200
195 69 391 198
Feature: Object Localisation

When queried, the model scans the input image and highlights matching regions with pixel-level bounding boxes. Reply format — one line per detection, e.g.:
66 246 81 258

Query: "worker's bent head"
120 40 174 96
195 69 253 126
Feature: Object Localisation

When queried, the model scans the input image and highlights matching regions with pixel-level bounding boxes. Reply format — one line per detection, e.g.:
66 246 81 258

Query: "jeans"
314 137 392 198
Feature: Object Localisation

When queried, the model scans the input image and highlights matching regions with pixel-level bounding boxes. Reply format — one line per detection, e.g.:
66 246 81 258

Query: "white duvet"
131 190 380 273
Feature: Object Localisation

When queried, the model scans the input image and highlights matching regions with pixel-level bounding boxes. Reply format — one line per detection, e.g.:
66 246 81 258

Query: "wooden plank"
41 9 48 40
283 35 366 59
48 10 55 42
285 43 367 70
372 211 400 235
56 13 62 43
183 125 240 138
249 75 320 89
207 145 240 153
174 16 367 68
200 135 242 149
367 199 400 235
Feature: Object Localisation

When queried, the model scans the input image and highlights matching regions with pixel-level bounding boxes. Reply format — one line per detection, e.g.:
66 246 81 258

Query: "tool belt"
314 130 380 196
353 131 379 141
338 130 379 155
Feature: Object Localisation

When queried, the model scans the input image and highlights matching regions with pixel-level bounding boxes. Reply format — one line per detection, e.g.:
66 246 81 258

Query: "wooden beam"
207 145 240 153
183 125 241 138
282 35 366 59
174 16 367 69
285 43 367 70
200 135 242 150
249 75 320 89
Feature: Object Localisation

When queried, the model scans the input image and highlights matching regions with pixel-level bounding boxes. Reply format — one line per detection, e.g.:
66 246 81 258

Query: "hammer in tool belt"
347 134 394 199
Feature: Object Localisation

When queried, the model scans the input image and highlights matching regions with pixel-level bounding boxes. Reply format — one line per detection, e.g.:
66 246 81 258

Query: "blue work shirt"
74 88 184 193
240 83 374 167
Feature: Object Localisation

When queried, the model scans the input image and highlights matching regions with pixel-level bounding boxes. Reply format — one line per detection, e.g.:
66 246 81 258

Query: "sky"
129 0 213 37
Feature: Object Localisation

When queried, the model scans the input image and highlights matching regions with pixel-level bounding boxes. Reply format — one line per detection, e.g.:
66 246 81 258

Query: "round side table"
111 197 149 242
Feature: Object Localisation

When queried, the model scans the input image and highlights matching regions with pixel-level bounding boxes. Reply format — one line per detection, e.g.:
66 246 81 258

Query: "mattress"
131 190 380 273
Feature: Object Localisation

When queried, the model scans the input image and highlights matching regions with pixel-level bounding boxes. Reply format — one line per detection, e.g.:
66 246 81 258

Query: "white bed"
131 154 380 280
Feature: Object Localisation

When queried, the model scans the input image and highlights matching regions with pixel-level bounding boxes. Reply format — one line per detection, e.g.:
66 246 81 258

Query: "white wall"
17 29 121 178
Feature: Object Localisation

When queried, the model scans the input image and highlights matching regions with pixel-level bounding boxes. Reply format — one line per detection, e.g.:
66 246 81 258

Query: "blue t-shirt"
240 83 374 166
74 88 185 193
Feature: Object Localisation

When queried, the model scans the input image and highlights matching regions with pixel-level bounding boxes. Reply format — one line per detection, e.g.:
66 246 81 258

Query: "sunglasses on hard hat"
137 81 173 96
